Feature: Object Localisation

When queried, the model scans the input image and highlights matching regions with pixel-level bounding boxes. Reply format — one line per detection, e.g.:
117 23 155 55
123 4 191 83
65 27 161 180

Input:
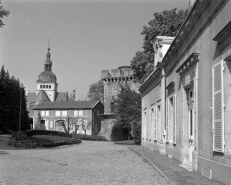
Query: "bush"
11 132 28 141
73 134 107 141
111 123 129 141
23 130 72 138
133 123 141 145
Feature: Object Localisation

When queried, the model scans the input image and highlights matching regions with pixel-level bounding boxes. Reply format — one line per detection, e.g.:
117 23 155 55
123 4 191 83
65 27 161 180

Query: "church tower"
36 46 58 102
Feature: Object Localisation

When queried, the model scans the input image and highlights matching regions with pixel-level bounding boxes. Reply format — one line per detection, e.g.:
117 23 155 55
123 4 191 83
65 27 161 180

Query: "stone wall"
99 66 140 141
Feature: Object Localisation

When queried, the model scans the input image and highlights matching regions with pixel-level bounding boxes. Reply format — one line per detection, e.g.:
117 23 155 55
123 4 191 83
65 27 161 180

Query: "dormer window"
40 85 42 88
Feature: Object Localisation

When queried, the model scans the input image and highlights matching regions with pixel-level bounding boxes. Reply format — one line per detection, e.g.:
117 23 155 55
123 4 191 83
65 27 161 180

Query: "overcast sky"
0 0 188 98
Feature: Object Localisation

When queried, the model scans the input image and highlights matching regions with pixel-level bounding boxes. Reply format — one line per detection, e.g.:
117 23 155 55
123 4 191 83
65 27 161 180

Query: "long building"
140 0 231 184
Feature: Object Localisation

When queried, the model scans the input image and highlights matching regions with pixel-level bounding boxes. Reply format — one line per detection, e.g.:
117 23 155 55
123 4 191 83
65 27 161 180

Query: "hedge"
73 134 108 141
23 130 72 138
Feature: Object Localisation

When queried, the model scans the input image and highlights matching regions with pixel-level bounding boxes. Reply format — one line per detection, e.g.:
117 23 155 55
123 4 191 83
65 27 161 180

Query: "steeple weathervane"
48 39 50 50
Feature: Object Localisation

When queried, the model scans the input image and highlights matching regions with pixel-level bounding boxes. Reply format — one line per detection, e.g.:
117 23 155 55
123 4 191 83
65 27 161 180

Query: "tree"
0 0 10 28
114 85 141 130
88 80 104 103
131 8 188 83
0 65 30 133
130 51 154 83
65 89 76 101
56 116 90 135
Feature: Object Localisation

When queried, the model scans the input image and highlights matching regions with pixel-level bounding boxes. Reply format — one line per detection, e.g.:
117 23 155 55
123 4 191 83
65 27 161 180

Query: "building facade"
33 101 103 135
140 0 231 184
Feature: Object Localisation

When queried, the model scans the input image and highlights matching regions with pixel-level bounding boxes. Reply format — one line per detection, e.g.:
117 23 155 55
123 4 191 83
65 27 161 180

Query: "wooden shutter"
148 108 152 139
154 107 157 140
173 94 177 144
212 61 224 152
156 107 158 140
151 108 154 140
166 99 170 141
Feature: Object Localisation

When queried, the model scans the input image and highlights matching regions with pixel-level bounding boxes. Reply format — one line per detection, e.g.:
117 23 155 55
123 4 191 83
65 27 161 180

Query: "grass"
114 140 135 145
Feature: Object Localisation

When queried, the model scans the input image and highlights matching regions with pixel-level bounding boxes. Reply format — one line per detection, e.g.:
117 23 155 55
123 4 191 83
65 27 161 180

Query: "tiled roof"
26 92 36 104
55 92 67 102
34 90 51 102
33 100 100 110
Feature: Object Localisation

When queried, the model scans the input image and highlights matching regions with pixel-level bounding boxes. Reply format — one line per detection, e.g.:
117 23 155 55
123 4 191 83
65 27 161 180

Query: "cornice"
176 53 200 75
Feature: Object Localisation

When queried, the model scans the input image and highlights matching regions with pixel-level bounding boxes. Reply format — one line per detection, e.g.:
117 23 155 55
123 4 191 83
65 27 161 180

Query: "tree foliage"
131 8 188 83
88 80 104 103
0 1 10 28
65 89 76 101
114 85 141 130
0 65 30 133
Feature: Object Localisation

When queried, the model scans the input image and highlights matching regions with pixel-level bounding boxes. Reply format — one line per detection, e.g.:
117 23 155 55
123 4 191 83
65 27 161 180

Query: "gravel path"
0 141 169 185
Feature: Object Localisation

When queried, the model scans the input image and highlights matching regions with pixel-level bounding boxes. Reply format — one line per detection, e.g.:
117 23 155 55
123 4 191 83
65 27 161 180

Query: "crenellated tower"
101 66 139 114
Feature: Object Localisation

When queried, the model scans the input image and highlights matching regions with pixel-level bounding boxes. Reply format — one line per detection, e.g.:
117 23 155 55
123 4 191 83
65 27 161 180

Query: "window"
79 110 83 116
40 85 42 88
62 111 67 116
143 111 147 139
46 85 48 88
49 85 51 89
166 95 176 144
212 60 224 152
41 111 45 116
43 85 45 88
50 121 53 129
56 111 61 116
45 111 49 116
74 111 78 116
152 107 157 140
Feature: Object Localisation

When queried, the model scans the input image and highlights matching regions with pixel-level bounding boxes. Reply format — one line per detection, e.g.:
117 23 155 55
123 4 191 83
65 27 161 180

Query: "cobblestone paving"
0 141 170 185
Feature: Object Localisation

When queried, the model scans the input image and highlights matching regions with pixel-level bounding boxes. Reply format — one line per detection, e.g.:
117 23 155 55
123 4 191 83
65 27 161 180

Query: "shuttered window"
166 99 170 141
149 109 152 139
151 108 154 140
173 95 177 144
155 107 158 140
212 61 224 153
153 107 157 140
166 95 176 144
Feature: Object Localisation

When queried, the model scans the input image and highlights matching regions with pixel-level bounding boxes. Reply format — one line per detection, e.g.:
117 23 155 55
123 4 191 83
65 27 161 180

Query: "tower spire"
44 39 52 71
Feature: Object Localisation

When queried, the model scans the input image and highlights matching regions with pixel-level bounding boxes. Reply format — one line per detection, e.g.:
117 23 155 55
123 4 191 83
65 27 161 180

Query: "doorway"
187 87 194 165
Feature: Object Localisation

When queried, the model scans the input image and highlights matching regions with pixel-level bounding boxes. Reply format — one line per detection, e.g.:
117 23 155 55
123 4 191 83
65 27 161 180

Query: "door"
188 88 194 165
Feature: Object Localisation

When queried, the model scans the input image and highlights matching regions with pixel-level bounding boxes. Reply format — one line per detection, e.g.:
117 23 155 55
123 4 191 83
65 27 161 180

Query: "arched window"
40 85 42 88
46 85 48 88
110 103 115 114
43 85 45 88
49 85 51 89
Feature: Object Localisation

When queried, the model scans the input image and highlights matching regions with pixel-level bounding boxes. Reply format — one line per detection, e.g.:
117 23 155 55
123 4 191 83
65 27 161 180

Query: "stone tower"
101 66 139 114
36 47 58 102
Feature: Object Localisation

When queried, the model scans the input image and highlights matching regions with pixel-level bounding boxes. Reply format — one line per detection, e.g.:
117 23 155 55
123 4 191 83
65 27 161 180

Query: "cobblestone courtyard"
0 141 169 185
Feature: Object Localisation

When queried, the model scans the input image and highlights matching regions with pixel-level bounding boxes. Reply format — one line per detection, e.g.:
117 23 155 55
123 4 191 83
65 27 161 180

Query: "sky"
0 0 188 98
